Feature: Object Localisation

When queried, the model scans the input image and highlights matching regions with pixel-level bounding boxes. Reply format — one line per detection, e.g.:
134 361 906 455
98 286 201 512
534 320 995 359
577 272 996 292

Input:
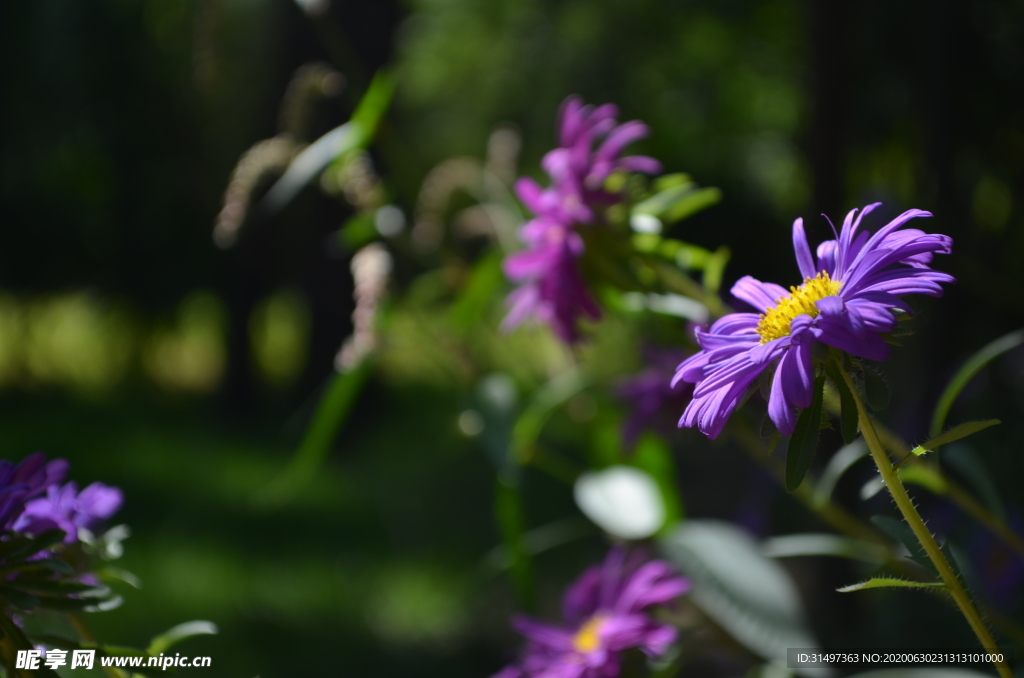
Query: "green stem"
839 366 1013 678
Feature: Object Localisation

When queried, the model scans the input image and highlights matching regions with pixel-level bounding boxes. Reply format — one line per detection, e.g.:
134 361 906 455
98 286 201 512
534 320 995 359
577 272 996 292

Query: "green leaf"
659 520 821 667
260 360 374 505
0 530 66 562
825 354 858 444
0 586 40 610
511 367 588 465
631 182 722 226
910 420 1000 456
338 211 377 250
147 620 218 656
449 250 505 332
944 445 1007 521
702 246 730 295
97 566 142 589
786 375 826 492
837 577 946 593
897 464 948 495
862 365 890 411
761 533 887 564
495 477 534 610
847 670 995 678
870 515 936 575
930 328 1024 436
257 70 394 217
630 434 685 529
813 440 868 507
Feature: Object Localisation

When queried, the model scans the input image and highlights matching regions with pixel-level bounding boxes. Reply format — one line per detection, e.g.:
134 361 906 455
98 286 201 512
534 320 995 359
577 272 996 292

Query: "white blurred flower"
574 466 666 540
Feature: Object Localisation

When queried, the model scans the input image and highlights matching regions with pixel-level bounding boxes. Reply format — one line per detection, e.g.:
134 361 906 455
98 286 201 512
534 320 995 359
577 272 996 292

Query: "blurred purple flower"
14 481 123 543
674 204 954 439
494 549 688 678
503 96 661 344
0 454 68 530
616 346 693 449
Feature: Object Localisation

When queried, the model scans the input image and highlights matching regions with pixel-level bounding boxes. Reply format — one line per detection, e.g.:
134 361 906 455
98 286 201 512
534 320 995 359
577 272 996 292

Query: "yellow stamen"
572 615 606 653
756 271 842 344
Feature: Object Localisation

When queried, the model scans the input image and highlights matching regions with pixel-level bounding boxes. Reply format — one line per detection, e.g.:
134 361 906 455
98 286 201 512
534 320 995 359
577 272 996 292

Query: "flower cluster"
503 96 661 343
0 453 122 543
495 549 688 678
673 204 954 438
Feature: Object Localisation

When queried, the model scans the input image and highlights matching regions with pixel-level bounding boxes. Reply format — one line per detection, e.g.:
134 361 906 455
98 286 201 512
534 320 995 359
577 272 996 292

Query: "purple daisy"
14 481 123 543
494 549 688 678
673 203 954 439
502 96 661 343
0 454 68 530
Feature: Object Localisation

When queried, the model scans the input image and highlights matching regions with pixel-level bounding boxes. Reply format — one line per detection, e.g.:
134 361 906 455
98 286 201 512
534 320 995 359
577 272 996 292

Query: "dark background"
2 0 1024 675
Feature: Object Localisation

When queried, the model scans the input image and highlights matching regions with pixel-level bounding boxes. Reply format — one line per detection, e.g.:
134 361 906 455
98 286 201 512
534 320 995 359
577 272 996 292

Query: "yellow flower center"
572 615 606 653
756 271 842 344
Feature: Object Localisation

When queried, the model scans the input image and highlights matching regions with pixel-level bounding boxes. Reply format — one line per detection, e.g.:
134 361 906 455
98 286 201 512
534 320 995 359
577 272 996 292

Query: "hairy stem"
839 366 1012 678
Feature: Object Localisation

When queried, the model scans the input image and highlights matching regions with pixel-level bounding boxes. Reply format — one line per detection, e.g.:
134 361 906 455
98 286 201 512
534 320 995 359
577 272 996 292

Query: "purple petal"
792 218 817 279
731 276 788 312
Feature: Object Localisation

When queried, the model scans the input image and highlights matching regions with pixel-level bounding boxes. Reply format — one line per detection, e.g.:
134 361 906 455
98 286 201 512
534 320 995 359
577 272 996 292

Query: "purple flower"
0 454 68 530
503 96 661 343
616 346 693 449
673 204 954 439
13 482 123 543
494 549 688 678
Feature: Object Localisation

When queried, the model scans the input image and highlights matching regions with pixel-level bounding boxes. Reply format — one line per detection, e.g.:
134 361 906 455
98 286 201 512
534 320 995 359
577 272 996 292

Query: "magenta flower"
494 549 688 678
503 96 661 343
673 203 954 439
14 481 123 543
0 454 68 530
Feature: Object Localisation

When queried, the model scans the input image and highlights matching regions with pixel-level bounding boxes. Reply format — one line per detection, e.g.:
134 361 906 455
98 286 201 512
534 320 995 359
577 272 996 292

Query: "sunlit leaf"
837 577 945 593
257 70 394 217
147 620 219 656
910 420 1000 456
631 180 722 226
896 464 948 495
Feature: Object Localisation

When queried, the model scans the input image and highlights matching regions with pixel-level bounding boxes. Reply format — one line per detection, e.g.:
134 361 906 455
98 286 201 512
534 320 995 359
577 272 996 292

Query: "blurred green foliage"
3 0 1024 675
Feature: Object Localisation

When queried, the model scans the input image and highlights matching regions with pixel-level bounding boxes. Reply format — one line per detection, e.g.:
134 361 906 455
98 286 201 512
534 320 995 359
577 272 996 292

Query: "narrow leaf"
897 464 949 495
761 533 887 564
910 419 1000 456
825 355 858 444
495 477 534 610
0 586 39 610
944 445 1007 521
148 620 218 656
813 440 868 507
862 365 890 411
837 577 945 593
786 375 826 492
930 328 1024 436
871 515 937 575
